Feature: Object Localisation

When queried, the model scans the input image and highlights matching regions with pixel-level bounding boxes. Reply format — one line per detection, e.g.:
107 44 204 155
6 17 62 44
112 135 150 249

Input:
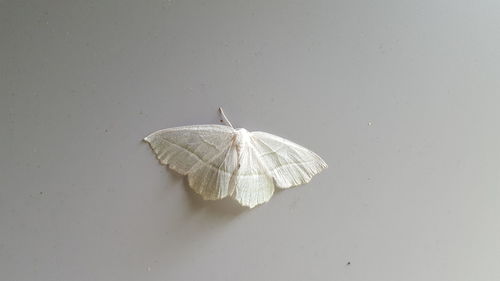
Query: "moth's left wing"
250 131 327 188
144 125 238 199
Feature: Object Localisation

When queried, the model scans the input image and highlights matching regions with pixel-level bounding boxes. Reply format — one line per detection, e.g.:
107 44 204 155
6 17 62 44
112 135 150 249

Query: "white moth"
144 108 327 208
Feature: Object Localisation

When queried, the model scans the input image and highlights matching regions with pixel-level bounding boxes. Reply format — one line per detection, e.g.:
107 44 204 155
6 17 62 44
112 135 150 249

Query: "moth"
144 108 327 208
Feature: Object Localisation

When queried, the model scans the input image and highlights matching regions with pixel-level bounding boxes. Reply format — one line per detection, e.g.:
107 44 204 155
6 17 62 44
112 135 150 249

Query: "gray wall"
1 0 500 280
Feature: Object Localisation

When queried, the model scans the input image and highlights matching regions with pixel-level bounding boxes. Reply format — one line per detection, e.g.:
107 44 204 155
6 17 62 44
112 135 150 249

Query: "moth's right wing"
144 125 238 200
250 131 327 188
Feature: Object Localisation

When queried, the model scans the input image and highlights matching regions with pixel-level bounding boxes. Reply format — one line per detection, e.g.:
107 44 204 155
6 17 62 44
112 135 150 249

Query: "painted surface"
1 1 500 280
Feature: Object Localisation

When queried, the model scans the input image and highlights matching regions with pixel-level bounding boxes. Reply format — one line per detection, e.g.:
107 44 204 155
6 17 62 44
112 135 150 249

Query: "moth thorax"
234 128 250 152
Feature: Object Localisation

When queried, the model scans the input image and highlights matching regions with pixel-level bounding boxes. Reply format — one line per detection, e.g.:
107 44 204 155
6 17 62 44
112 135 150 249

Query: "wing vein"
271 160 318 171
160 138 233 174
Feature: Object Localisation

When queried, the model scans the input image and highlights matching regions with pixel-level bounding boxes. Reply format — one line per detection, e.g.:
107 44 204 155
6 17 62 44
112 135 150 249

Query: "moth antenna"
218 107 234 128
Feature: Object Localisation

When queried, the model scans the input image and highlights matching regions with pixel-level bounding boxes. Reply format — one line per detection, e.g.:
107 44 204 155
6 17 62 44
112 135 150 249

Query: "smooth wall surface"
1 1 500 280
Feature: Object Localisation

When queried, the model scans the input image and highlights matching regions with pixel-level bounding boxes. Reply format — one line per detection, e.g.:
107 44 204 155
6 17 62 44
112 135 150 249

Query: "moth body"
234 128 251 161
